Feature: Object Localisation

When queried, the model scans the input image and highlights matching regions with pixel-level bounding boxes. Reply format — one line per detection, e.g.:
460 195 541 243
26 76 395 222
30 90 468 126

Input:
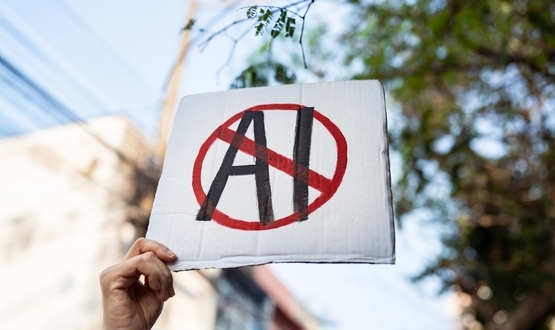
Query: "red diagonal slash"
217 126 332 193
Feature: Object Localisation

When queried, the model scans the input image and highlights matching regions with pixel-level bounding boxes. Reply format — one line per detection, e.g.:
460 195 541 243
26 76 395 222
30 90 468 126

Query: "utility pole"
155 0 256 162
155 0 198 162
127 1 198 239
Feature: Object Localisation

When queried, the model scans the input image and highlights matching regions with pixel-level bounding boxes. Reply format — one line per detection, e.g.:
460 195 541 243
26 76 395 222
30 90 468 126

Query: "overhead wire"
0 13 117 117
1 1 157 156
14 0 153 100
0 0 279 199
0 2 159 253
0 0 160 143
53 0 156 98
50 0 160 133
0 1 158 261
0 67 58 132
0 2 119 109
0 53 149 166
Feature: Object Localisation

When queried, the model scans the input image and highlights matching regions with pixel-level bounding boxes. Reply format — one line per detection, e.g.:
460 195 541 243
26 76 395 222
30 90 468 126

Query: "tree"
229 0 555 328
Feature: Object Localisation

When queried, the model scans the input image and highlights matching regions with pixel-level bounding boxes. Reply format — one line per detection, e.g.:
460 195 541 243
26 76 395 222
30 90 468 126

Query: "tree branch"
298 0 314 69
187 0 316 72
501 290 555 330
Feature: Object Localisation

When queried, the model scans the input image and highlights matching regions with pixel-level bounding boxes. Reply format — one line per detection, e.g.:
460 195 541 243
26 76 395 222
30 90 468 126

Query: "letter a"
196 111 275 224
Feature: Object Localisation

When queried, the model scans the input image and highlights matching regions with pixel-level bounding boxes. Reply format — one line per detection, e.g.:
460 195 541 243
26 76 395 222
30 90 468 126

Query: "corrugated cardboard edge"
169 255 395 272
378 80 396 265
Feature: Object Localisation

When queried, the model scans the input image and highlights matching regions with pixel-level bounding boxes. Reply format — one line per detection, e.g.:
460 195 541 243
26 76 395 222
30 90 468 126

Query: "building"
0 115 319 330
0 115 151 329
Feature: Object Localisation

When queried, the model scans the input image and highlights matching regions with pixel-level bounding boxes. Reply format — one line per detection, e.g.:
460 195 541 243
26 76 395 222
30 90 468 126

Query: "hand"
99 238 176 330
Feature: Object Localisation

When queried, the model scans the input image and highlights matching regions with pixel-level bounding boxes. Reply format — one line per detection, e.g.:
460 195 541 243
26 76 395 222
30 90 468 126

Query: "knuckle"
150 240 163 250
99 267 113 286
142 251 157 262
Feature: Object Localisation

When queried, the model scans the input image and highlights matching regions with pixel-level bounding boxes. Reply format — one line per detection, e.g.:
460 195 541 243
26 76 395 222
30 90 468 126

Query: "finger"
124 238 176 262
127 252 170 300
103 252 168 293
144 251 175 300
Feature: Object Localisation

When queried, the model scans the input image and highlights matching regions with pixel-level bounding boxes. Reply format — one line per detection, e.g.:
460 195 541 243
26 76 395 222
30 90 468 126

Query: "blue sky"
0 0 456 328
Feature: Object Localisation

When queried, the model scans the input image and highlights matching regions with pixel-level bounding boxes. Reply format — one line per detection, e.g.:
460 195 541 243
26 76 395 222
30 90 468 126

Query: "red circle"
192 103 348 230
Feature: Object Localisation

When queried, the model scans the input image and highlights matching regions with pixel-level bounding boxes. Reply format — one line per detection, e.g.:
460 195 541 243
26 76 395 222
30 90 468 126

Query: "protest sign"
147 80 395 270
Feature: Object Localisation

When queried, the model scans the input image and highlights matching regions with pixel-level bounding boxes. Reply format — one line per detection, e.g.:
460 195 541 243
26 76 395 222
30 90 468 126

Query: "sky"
0 0 456 328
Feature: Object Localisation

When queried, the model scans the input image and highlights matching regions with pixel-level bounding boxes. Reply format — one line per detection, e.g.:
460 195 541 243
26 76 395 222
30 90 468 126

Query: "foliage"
241 1 312 67
230 61 296 89
235 0 555 328
246 6 296 38
344 0 555 329
188 0 313 70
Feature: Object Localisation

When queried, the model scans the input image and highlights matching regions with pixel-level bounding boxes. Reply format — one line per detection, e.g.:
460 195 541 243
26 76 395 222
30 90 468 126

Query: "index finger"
124 238 176 262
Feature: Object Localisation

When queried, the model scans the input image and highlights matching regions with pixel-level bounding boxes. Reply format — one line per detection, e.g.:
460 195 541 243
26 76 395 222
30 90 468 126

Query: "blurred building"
0 115 319 330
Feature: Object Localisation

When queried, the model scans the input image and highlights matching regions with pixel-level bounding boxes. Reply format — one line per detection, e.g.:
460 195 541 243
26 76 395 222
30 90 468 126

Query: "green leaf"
260 8 272 23
279 9 287 23
246 6 258 19
271 29 280 38
255 23 265 36
253 8 274 36
285 17 296 38
270 10 286 38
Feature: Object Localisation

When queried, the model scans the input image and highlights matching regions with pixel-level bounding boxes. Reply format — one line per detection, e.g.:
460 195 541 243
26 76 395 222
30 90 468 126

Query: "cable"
0 14 115 116
0 53 151 166
50 0 158 127
0 0 157 135
5 0 154 100
53 0 155 96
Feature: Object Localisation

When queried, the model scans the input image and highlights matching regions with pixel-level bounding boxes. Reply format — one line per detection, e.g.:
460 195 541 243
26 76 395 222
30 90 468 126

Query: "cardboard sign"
146 80 395 270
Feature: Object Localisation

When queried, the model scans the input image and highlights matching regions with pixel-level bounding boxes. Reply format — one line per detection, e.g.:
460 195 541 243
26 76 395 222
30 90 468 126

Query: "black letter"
197 111 274 224
292 107 314 220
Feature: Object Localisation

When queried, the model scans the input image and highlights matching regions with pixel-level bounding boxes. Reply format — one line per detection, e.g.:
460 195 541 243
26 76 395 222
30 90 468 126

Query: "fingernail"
166 249 176 258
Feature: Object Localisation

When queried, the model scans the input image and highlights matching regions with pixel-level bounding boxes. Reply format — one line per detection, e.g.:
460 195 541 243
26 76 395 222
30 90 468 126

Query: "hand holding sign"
99 238 176 329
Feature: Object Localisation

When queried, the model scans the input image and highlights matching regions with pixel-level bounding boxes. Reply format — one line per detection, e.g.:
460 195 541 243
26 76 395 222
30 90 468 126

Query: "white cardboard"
146 80 395 271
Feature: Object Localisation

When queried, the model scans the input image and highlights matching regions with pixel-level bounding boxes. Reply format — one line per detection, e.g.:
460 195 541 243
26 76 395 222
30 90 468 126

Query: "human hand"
99 238 176 330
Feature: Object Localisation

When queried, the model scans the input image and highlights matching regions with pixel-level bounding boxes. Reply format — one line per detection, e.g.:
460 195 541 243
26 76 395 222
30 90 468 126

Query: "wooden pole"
155 0 198 161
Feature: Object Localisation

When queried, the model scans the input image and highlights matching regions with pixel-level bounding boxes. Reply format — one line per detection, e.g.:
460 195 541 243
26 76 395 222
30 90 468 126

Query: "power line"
0 0 158 135
0 23 153 154
0 69 59 134
4 0 154 99
0 52 150 166
0 13 115 117
53 0 156 97
50 0 159 126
